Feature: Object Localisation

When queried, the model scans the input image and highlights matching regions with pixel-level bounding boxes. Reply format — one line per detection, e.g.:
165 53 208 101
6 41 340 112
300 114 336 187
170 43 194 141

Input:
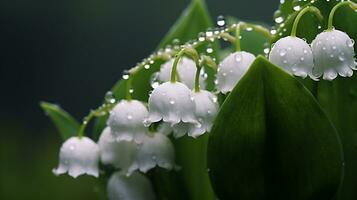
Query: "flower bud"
107 172 155 200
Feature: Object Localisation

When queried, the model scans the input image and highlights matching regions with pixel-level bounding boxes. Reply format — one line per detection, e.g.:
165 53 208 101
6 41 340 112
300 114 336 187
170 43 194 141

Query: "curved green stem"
78 112 95 138
291 6 323 37
126 77 133 101
235 23 242 52
242 22 273 41
328 1 357 31
170 49 186 83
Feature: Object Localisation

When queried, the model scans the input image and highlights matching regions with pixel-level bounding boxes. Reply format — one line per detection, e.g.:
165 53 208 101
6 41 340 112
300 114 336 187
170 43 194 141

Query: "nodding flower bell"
53 136 99 178
269 36 315 79
107 100 148 143
310 1 357 81
158 57 206 90
144 81 199 132
107 172 156 200
98 127 138 173
189 90 219 138
311 29 356 80
128 132 176 174
216 51 256 94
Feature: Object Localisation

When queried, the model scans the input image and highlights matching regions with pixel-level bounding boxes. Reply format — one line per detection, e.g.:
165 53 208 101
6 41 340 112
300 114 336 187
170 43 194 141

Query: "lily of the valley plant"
42 0 357 199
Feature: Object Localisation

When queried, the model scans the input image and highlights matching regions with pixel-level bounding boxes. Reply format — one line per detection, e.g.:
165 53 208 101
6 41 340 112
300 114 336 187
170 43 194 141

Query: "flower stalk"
291 6 323 37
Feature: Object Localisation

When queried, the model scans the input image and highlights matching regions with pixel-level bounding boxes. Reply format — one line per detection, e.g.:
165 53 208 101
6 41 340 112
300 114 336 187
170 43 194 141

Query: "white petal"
53 136 99 178
311 29 356 81
216 51 256 94
107 172 156 200
108 100 148 143
158 57 206 89
128 133 175 174
146 82 198 129
269 36 314 79
98 127 138 172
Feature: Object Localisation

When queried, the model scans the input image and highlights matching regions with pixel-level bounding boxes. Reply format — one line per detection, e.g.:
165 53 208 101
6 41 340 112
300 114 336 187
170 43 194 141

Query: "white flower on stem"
158 57 206 89
144 82 199 137
269 36 315 79
108 100 148 143
98 127 138 173
107 171 155 200
189 90 219 138
128 132 176 174
53 136 99 178
216 51 256 94
311 29 356 80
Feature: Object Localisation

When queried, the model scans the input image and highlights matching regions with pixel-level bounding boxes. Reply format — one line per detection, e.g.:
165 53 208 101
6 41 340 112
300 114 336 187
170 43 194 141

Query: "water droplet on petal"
127 115 133 120
279 49 287 56
235 54 242 62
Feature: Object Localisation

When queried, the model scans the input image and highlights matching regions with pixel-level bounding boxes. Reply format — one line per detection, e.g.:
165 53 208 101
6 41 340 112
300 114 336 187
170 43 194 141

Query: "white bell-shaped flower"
216 51 256 94
128 132 175 174
144 82 199 133
53 136 99 178
311 29 356 80
107 171 155 200
108 100 148 143
189 90 219 138
158 57 206 89
98 127 138 172
269 36 315 79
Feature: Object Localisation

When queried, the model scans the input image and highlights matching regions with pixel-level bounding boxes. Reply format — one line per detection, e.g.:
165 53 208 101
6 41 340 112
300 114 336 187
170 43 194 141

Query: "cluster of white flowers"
270 29 356 81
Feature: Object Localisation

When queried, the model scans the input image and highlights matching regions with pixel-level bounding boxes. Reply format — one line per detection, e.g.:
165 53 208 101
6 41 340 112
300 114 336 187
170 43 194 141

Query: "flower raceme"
53 136 100 178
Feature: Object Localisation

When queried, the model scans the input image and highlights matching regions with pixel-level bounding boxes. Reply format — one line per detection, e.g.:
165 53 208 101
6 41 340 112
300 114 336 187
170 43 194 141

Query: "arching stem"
235 23 242 52
170 49 186 83
328 1 357 31
291 6 323 37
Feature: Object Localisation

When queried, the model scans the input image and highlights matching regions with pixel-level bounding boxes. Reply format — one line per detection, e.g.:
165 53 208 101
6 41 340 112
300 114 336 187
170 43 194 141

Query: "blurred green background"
0 0 278 199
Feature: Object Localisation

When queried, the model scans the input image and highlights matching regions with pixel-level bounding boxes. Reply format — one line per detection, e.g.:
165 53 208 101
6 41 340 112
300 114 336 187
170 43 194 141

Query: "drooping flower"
128 132 176 174
53 136 99 178
269 36 315 79
158 57 206 89
216 51 256 94
107 172 156 200
188 90 219 138
107 100 148 143
144 82 199 137
311 29 356 80
98 127 138 172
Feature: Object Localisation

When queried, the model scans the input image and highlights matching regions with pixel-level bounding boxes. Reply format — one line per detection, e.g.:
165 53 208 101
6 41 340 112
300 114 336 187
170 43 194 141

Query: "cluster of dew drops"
113 0 356 99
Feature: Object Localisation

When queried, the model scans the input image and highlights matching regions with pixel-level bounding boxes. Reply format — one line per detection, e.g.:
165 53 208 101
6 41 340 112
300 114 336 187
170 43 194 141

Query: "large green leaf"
40 101 80 140
207 56 343 200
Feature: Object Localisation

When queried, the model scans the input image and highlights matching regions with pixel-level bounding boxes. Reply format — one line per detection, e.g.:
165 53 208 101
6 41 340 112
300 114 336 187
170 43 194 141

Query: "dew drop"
264 48 270 54
279 49 287 56
283 60 288 64
217 15 226 27
338 55 345 61
150 72 160 89
206 47 213 54
246 27 253 31
127 115 133 120
69 145 75 150
198 32 205 42
270 29 277 35
129 89 134 94
105 91 116 104
169 99 175 105
235 54 243 62
144 64 150 69
275 16 284 24
330 54 334 58
293 5 301 11
300 57 305 61
303 49 308 54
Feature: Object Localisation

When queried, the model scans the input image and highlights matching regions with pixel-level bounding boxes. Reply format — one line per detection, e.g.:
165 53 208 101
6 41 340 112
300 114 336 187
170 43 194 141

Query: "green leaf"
40 101 80 140
207 56 343 200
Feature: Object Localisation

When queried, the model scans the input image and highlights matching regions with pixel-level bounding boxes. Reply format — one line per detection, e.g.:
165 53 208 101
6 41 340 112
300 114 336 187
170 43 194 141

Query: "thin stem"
291 6 323 37
78 112 95 138
235 23 242 52
170 49 186 82
328 1 357 31
126 77 132 101
242 22 273 41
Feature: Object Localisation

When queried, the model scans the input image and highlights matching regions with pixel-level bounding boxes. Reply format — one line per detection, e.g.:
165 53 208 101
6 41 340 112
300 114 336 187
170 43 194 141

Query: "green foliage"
207 56 343 200
40 102 80 140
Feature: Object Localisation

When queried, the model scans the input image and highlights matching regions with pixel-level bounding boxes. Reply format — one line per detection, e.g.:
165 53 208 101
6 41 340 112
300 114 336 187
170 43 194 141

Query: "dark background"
0 0 278 199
